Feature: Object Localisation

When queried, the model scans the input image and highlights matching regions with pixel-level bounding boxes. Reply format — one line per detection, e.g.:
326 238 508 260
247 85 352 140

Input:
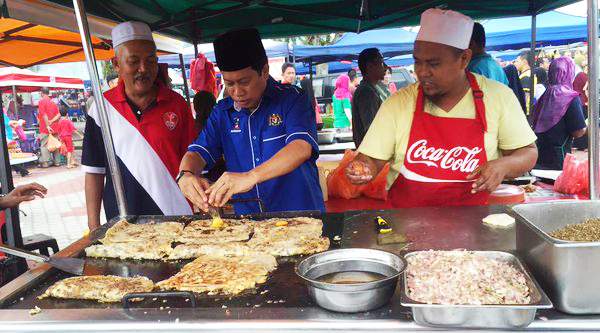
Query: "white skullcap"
111 21 154 48
416 8 474 50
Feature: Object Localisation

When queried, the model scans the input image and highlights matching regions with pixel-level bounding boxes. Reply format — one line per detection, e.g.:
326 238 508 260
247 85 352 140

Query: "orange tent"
0 17 114 68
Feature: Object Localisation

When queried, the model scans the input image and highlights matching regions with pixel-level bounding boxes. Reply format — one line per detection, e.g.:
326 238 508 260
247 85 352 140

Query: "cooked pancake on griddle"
248 235 330 257
99 219 184 244
251 217 323 241
39 275 154 303
85 241 174 260
175 218 256 244
156 255 277 295
168 242 257 259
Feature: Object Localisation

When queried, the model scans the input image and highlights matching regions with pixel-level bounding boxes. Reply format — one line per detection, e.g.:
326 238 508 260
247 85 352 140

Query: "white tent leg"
588 0 599 199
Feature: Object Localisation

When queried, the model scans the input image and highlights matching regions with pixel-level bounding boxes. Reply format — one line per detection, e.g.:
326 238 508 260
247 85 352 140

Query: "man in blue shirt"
177 29 324 214
467 23 509 85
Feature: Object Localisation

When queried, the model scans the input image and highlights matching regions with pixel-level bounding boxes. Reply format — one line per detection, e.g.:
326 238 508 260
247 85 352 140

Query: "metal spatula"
0 244 84 275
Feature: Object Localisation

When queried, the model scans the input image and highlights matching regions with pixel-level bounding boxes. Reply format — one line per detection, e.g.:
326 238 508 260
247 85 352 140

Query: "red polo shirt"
38 96 60 135
103 81 197 177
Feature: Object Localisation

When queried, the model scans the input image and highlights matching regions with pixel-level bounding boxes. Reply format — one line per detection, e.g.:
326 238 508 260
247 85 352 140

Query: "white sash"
88 97 192 215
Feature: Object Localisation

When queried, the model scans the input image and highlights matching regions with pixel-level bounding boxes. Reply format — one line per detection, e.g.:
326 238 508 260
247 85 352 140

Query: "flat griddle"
2 211 344 310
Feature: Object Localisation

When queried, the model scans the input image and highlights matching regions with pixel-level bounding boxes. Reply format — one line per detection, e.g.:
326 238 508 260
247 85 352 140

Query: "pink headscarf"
334 74 353 100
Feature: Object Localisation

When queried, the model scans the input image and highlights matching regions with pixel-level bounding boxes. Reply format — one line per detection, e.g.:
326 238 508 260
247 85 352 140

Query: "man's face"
514 56 526 72
222 64 269 110
367 54 386 82
541 58 551 71
413 41 470 99
282 66 296 84
114 40 158 97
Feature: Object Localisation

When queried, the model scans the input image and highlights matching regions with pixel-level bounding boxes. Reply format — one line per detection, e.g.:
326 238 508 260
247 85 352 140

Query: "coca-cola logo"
406 139 482 173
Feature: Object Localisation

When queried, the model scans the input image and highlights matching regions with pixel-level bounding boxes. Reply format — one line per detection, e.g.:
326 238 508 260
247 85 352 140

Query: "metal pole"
528 13 536 117
309 59 313 80
72 0 128 217
588 0 600 199
179 54 191 106
11 86 18 119
193 41 199 58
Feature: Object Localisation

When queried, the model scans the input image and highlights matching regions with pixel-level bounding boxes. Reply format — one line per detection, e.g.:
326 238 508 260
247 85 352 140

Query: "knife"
0 244 84 275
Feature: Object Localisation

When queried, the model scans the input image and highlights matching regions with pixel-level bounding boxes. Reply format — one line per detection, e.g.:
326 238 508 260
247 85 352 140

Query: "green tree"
102 60 117 81
277 33 344 46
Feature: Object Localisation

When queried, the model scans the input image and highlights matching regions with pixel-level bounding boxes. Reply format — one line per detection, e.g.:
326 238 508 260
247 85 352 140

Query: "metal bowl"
317 129 336 144
295 248 406 313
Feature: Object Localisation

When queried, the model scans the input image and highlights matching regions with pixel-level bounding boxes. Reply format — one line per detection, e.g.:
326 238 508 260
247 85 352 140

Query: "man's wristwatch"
176 170 195 184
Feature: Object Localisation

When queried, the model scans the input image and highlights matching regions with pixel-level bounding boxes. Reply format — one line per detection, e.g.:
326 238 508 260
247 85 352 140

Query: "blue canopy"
293 28 415 64
483 11 588 50
158 41 290 68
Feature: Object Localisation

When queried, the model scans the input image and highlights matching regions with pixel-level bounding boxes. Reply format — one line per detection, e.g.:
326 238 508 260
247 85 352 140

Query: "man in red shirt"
82 21 196 231
37 87 61 167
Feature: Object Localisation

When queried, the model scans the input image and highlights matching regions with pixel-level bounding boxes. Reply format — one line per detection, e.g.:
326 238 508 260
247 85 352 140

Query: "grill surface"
3 212 344 310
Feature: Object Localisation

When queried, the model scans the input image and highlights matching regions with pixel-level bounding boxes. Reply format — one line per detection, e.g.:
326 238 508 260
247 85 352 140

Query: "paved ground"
11 121 106 251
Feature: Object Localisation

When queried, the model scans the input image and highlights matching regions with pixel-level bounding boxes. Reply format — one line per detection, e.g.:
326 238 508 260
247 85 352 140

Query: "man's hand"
1 183 47 209
345 160 374 184
466 160 507 194
47 126 54 134
178 173 211 212
206 172 259 207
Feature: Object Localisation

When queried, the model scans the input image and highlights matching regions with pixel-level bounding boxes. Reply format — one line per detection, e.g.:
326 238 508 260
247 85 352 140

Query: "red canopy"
0 67 84 93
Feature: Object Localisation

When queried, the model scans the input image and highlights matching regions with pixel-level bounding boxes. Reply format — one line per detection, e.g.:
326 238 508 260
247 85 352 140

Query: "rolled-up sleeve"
283 90 319 160
81 113 107 174
188 106 223 170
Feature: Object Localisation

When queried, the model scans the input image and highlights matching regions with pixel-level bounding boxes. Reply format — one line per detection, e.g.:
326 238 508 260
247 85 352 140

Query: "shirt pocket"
261 127 287 158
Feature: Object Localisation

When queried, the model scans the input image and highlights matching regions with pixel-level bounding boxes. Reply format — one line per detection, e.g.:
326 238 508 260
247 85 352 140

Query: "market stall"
1 206 600 331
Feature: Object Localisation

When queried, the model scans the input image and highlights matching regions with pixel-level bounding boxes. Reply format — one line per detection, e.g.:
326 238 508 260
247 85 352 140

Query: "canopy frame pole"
72 0 128 217
309 59 313 81
528 12 536 118
11 85 18 119
179 54 191 106
588 0 600 199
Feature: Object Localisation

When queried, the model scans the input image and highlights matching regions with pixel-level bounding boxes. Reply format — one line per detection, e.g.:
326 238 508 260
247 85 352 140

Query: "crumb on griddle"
29 306 41 316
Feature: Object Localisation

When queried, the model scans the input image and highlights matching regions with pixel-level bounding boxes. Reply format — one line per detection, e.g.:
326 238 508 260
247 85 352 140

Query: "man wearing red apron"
346 9 538 208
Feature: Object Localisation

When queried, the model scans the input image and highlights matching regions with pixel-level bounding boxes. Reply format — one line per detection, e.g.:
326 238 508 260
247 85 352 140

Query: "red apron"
387 71 489 208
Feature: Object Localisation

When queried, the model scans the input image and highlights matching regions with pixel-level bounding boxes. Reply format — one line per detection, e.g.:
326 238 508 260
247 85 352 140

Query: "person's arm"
179 104 224 211
345 153 388 184
0 183 47 209
564 97 588 139
178 151 212 211
206 140 312 207
343 98 352 123
467 144 538 193
468 87 539 193
85 173 104 231
572 128 587 139
49 113 60 125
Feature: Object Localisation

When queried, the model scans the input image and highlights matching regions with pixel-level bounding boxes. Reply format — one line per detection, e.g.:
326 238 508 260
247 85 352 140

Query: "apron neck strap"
466 70 487 132
416 71 488 132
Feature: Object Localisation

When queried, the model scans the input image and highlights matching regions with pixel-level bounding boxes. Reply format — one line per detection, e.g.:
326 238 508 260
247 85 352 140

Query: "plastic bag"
190 54 218 96
327 150 390 201
327 150 364 199
361 163 390 200
554 153 589 194
46 134 62 152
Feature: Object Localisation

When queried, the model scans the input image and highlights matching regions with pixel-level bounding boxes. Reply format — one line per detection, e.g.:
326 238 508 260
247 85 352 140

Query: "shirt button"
253 136 257 140
255 158 259 162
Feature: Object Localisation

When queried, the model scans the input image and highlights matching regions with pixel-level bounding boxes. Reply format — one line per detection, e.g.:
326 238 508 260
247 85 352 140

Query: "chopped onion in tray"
406 250 530 305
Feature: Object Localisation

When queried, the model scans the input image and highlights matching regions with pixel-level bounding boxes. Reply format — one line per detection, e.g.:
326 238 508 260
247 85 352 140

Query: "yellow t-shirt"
358 73 537 189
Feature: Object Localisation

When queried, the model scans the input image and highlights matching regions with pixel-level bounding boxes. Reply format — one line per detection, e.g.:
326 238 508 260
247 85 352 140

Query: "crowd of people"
1 8 593 228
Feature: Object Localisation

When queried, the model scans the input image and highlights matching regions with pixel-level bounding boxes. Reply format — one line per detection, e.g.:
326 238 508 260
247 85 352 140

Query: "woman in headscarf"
332 74 353 128
532 57 587 170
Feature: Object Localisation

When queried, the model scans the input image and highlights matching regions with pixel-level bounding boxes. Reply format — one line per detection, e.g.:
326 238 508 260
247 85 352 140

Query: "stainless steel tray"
513 201 600 314
400 250 552 329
